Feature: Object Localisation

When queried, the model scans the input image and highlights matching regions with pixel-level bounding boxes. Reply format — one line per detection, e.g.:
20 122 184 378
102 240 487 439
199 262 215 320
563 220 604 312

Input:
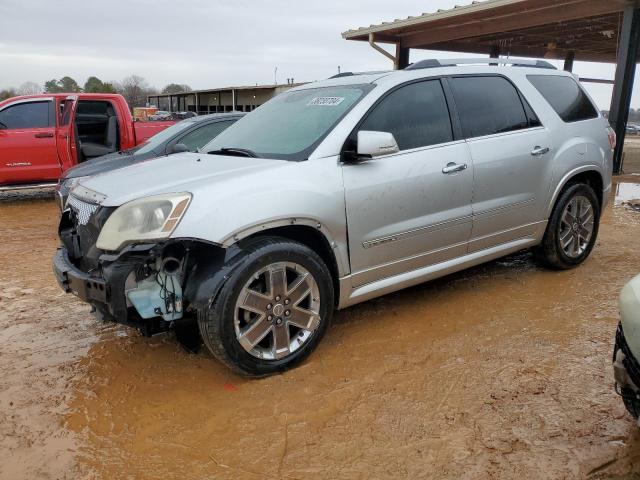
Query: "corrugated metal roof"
341 0 523 39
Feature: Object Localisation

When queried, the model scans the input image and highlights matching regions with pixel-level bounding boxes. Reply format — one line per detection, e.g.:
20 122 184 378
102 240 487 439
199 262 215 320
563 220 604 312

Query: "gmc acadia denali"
53 59 615 376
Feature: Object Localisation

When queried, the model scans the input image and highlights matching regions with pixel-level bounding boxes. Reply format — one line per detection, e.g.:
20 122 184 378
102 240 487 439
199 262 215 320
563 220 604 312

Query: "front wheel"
198 237 334 376
537 183 600 270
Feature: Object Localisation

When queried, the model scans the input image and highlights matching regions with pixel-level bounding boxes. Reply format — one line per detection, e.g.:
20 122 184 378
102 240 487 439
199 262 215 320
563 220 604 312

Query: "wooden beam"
402 0 625 48
413 40 617 63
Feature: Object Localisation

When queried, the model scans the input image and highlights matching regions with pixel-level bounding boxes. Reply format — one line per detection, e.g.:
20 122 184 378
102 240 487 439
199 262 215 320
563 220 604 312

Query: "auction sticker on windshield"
307 97 345 106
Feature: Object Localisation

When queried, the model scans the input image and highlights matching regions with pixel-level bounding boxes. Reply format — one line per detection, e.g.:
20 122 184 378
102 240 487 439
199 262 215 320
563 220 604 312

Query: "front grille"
67 195 99 225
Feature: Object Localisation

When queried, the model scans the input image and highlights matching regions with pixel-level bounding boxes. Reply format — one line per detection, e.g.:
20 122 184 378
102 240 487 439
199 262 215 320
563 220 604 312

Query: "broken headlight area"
124 244 187 322
54 237 228 333
613 323 640 421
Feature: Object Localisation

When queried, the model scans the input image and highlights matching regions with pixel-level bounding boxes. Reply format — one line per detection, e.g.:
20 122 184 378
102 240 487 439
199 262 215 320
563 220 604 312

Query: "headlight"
96 192 191 251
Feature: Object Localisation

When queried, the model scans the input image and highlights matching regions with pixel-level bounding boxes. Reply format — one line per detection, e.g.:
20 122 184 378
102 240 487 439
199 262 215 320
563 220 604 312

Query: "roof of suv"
293 58 572 91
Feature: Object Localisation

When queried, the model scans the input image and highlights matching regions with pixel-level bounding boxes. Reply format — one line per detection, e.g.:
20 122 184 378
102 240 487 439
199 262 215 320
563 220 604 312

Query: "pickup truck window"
203 85 371 161
0 101 51 129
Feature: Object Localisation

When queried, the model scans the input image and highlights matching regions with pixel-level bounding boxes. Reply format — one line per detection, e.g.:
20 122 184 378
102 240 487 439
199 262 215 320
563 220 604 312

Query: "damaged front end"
613 274 640 423
53 195 234 336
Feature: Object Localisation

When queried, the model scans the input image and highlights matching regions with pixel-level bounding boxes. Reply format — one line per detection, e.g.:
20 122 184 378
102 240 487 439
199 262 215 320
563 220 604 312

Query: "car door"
0 98 59 184
342 79 474 287
56 96 78 172
449 75 553 252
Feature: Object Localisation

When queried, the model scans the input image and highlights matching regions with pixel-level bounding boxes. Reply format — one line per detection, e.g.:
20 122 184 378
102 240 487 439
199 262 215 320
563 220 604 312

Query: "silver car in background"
54 59 614 375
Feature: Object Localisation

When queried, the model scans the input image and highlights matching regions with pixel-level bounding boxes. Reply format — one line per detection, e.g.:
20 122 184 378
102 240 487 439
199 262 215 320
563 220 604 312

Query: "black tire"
536 183 600 270
197 236 334 376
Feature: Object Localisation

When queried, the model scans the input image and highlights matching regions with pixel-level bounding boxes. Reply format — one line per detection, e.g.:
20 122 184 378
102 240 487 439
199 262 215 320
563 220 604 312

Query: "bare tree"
114 75 154 108
17 81 42 95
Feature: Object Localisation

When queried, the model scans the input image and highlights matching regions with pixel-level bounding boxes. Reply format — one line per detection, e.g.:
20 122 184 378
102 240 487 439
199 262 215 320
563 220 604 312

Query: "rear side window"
527 75 598 123
450 76 529 138
0 101 51 129
357 79 453 151
178 120 234 151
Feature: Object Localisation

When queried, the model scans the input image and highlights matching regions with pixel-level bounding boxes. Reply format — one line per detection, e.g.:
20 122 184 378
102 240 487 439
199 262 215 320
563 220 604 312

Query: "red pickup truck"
0 93 174 187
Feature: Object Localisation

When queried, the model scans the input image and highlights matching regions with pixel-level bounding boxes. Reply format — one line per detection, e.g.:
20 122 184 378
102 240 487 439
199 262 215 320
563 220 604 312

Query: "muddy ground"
1 178 640 480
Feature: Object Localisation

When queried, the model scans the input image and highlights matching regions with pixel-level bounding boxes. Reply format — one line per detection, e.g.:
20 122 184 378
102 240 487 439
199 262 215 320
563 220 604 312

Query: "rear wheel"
537 183 600 270
197 237 334 376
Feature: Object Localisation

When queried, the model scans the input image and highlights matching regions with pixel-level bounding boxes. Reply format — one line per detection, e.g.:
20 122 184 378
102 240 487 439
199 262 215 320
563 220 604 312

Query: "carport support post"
396 44 410 69
563 51 575 72
489 45 500 65
610 4 640 174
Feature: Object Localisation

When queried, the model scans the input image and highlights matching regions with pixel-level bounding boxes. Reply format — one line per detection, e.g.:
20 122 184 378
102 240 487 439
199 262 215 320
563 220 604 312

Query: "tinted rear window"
527 75 598 123
450 76 529 138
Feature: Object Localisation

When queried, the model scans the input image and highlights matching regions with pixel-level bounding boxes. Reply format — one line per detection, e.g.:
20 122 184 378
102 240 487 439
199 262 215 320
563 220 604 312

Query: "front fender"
170 156 349 277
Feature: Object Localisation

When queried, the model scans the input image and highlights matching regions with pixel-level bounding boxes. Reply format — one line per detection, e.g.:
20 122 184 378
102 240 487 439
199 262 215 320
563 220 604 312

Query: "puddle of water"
614 182 640 209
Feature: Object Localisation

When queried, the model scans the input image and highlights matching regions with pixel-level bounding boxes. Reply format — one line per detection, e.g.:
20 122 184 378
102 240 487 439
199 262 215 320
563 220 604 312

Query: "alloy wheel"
559 195 594 258
234 261 321 360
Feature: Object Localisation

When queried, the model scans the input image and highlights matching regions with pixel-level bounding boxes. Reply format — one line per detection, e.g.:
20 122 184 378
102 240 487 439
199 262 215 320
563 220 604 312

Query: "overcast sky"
0 0 636 109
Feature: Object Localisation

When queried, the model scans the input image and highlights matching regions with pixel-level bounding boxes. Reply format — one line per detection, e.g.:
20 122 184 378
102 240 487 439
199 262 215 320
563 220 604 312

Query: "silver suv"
54 59 615 375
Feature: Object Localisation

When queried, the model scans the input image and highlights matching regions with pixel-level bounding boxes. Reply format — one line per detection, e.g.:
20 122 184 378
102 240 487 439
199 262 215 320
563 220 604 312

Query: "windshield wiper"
207 147 259 158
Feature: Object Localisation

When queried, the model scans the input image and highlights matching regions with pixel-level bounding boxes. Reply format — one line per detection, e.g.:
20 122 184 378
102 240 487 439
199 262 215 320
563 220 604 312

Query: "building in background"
147 82 305 115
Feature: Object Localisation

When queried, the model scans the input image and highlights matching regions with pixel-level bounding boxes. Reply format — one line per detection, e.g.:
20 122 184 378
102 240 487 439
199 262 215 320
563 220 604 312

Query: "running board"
340 237 537 308
0 182 57 192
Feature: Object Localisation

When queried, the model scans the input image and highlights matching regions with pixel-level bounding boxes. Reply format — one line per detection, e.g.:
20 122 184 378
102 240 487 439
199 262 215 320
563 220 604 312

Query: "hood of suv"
77 152 288 206
63 148 153 179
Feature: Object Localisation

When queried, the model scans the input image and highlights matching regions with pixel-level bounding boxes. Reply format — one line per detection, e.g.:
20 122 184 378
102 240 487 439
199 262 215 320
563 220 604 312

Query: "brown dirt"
1 180 640 479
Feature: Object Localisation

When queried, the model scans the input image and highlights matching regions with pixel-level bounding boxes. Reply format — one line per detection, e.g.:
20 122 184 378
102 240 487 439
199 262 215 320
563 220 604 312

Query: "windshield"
203 85 371 161
136 120 195 154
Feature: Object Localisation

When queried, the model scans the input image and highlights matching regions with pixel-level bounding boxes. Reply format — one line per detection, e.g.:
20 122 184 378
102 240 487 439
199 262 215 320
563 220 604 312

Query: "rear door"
56 96 78 172
342 79 474 286
0 98 59 184
449 75 553 252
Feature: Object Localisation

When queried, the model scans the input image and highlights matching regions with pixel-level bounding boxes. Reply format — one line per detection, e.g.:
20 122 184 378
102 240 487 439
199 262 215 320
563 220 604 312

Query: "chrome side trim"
473 198 535 218
0 182 57 192
362 214 473 249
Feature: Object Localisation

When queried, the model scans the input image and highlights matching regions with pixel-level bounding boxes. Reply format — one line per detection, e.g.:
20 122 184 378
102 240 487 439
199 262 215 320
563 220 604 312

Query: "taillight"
607 126 616 150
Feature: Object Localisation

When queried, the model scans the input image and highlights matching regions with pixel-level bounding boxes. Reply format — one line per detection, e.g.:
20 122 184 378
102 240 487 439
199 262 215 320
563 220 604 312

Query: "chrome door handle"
531 146 550 156
442 162 468 174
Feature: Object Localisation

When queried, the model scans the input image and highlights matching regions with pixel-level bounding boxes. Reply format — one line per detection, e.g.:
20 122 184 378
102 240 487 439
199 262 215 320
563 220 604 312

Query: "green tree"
44 79 63 93
59 76 81 92
0 88 17 101
83 76 116 93
161 83 192 94
44 77 82 93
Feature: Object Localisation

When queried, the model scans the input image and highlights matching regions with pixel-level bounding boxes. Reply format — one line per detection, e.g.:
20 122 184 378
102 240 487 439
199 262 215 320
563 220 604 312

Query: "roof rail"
328 70 390 79
405 58 556 71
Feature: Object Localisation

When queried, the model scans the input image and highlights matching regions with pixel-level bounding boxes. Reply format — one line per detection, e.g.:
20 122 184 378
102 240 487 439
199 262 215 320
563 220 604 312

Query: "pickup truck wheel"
537 183 600 270
198 237 334 376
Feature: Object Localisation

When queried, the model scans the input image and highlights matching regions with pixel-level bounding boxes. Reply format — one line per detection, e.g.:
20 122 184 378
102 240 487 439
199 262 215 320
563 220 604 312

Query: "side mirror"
356 131 399 159
170 143 189 154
